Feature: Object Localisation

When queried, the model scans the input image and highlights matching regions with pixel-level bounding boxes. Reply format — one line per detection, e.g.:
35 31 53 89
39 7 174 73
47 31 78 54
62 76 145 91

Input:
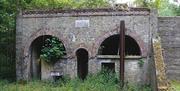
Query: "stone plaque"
75 20 89 28
50 71 62 76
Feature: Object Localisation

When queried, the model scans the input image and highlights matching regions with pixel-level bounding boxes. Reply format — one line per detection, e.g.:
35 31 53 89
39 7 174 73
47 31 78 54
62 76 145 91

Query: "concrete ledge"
97 55 142 59
21 8 150 18
22 8 150 15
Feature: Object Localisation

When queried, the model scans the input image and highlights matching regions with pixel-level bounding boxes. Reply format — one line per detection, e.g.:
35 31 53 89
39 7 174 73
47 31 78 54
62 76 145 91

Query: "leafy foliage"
40 37 66 63
0 0 16 80
171 80 180 91
138 59 144 67
20 0 112 10
134 0 165 9
134 0 180 16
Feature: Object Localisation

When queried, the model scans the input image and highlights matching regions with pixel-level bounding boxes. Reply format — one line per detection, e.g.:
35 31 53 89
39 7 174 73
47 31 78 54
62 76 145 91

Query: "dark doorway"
76 48 88 80
101 63 115 72
98 35 141 56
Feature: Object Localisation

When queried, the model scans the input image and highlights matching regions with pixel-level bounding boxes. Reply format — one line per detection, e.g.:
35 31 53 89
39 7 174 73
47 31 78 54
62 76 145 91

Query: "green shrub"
40 37 66 63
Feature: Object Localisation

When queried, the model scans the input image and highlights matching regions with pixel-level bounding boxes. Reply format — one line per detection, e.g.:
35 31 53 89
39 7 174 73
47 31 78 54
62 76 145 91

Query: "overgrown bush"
0 0 16 80
40 37 66 63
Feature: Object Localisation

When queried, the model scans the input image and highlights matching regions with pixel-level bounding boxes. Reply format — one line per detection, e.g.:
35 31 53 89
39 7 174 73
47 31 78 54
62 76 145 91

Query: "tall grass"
171 80 180 91
0 70 151 91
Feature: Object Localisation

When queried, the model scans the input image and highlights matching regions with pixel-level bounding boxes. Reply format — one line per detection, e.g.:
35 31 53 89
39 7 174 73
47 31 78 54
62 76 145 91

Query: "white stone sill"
97 55 142 59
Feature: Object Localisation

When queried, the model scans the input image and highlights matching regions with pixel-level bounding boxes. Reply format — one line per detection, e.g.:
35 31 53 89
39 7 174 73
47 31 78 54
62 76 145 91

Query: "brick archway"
23 29 68 79
24 29 68 56
73 43 91 58
94 27 147 57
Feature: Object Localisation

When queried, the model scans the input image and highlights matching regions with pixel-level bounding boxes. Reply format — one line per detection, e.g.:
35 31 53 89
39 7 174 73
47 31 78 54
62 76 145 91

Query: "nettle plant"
40 37 66 64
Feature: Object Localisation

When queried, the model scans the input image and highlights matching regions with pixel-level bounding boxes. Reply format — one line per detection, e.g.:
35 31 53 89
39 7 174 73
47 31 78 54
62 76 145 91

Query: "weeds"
0 70 152 91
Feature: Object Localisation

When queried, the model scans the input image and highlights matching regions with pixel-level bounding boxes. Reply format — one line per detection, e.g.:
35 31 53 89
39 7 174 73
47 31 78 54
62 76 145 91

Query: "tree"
134 0 180 16
18 0 112 10
0 0 16 80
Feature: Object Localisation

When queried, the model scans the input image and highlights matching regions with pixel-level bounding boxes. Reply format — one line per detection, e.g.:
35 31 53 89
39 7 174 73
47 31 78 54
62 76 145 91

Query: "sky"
115 0 135 7
116 0 135 3
116 0 180 3
115 0 180 6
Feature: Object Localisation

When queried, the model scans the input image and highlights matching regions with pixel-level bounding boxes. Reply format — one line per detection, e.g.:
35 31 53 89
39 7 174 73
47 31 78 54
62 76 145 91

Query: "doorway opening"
76 48 89 80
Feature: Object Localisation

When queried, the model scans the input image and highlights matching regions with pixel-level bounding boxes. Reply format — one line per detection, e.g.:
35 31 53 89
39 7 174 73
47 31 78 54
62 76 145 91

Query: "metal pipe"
119 20 125 87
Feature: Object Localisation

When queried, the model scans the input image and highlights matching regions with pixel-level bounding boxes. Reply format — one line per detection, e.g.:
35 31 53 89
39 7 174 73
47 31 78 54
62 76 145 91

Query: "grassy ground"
0 71 151 91
171 80 180 91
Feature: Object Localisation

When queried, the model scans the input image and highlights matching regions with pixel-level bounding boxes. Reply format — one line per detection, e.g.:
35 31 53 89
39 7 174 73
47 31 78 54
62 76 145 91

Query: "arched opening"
98 34 141 56
76 48 88 80
30 35 66 79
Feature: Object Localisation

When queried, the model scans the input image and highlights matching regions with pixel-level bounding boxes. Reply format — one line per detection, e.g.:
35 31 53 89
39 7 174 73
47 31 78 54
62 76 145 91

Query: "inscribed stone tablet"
75 20 89 28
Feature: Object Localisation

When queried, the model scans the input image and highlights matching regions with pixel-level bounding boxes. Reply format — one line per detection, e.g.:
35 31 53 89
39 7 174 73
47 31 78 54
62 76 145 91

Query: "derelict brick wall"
16 9 152 80
158 17 180 80
21 15 150 57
